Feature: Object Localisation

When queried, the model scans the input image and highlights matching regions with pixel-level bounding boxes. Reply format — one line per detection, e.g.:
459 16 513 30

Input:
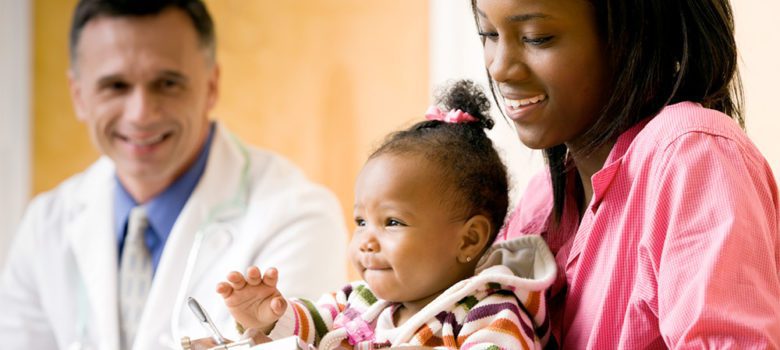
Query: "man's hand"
216 266 287 333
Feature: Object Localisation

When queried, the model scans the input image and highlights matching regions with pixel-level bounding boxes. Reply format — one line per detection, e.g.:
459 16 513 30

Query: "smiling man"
0 1 347 349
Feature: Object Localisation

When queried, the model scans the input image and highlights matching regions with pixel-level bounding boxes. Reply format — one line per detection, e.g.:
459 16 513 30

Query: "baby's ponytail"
370 80 509 242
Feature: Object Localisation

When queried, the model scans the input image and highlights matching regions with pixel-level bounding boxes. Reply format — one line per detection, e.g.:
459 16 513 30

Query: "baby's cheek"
346 240 362 268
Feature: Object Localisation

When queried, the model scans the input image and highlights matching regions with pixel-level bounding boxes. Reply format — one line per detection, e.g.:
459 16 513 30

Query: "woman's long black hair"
471 0 743 221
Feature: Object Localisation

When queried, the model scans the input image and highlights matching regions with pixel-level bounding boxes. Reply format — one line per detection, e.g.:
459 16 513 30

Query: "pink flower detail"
333 309 374 345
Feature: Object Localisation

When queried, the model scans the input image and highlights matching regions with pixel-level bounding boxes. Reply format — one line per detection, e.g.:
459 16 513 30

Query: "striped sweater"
267 235 557 349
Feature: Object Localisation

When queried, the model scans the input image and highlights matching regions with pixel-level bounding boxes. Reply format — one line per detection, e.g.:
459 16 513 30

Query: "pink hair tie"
425 106 478 124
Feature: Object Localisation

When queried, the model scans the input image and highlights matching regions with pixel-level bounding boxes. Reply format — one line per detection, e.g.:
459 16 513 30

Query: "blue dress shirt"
114 123 215 274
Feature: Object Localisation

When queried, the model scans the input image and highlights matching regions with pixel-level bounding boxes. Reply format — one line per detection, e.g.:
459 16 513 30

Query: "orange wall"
206 1 430 230
33 0 98 194
33 1 429 278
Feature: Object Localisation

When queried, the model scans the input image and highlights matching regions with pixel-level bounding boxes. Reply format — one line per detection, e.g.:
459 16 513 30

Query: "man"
0 1 347 349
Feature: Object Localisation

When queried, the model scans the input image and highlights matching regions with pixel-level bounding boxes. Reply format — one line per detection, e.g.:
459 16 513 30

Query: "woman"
472 0 780 347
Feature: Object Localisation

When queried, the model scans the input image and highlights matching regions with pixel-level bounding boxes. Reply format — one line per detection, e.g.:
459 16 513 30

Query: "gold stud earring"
466 256 472 263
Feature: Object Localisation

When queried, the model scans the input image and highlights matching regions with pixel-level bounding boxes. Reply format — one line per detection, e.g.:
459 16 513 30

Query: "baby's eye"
354 218 366 227
386 218 406 227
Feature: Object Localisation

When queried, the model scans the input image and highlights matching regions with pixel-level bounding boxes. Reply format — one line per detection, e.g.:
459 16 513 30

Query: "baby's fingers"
245 266 262 286
261 267 279 288
226 271 248 290
216 282 234 298
270 296 287 317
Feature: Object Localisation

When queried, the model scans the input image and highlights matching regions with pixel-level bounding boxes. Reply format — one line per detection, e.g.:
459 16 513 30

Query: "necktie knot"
126 206 148 242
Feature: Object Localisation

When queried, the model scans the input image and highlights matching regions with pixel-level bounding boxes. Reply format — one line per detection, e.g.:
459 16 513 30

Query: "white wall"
733 0 780 176
430 0 780 205
0 0 31 267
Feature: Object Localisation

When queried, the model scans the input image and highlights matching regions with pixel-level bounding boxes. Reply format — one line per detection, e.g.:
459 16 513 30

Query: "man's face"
69 8 218 193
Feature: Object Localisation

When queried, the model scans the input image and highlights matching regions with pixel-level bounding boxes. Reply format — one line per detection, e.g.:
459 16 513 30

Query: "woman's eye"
522 36 553 46
478 31 498 42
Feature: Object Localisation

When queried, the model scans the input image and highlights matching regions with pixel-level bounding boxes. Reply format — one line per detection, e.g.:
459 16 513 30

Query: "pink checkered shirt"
501 102 780 348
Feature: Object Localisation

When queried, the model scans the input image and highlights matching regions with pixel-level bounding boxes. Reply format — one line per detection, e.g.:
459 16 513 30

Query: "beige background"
31 0 429 232
733 0 780 176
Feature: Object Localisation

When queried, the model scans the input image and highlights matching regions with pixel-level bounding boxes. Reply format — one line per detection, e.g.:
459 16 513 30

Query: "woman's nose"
487 40 528 83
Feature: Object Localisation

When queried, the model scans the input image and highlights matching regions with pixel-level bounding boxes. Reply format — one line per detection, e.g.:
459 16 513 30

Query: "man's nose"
123 88 159 123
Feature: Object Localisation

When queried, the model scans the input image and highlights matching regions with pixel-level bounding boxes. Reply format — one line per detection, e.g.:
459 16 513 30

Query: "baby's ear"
456 215 492 264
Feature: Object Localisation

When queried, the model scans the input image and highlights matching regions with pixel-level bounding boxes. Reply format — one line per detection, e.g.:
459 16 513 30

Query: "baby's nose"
359 240 379 253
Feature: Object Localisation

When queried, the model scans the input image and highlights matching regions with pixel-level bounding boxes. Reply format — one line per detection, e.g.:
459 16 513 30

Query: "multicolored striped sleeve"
267 282 377 346
451 290 547 350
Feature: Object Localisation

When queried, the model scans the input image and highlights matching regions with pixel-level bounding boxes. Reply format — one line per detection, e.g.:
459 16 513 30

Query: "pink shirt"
501 102 780 348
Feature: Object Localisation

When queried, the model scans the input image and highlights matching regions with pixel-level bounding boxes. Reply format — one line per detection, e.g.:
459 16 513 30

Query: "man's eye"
102 81 129 92
158 79 182 92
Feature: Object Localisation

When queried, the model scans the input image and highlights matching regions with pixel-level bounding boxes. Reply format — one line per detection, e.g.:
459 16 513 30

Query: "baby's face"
350 153 471 305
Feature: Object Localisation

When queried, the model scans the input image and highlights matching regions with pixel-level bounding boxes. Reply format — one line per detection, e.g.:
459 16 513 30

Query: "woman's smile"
502 93 548 122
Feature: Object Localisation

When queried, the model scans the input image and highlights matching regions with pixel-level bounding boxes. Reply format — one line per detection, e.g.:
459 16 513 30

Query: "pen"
187 296 227 345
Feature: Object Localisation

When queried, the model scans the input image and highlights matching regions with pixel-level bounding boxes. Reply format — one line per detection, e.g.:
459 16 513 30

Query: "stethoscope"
69 131 252 350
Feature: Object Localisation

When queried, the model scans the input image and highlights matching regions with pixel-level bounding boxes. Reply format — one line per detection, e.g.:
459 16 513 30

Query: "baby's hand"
216 266 287 333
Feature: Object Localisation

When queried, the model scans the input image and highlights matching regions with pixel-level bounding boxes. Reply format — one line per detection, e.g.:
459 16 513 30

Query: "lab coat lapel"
180 124 249 282
65 158 121 350
134 124 246 347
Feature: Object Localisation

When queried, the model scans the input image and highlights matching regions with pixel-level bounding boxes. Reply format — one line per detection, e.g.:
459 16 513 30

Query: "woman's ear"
456 215 492 264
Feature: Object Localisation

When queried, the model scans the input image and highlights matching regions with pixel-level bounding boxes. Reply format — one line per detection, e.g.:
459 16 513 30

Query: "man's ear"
205 63 220 111
456 215 492 264
67 69 87 122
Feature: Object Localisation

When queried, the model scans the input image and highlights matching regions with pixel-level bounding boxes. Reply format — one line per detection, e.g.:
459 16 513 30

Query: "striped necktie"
119 206 152 350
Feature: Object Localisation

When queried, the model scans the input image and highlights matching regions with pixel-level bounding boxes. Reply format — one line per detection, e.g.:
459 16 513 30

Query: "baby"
217 80 557 349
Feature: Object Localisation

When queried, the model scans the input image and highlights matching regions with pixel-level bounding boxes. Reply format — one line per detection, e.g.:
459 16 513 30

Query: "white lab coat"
0 124 348 349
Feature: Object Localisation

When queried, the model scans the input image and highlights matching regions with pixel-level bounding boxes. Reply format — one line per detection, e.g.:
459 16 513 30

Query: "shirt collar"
589 117 652 209
114 123 216 241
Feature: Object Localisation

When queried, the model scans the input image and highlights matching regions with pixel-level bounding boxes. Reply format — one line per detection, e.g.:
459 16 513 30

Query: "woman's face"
475 0 611 150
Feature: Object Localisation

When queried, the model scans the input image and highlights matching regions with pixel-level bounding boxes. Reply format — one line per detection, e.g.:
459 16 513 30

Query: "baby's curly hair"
370 80 510 243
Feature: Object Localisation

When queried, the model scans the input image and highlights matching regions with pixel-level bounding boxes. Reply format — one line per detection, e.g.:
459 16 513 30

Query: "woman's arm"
649 132 780 347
